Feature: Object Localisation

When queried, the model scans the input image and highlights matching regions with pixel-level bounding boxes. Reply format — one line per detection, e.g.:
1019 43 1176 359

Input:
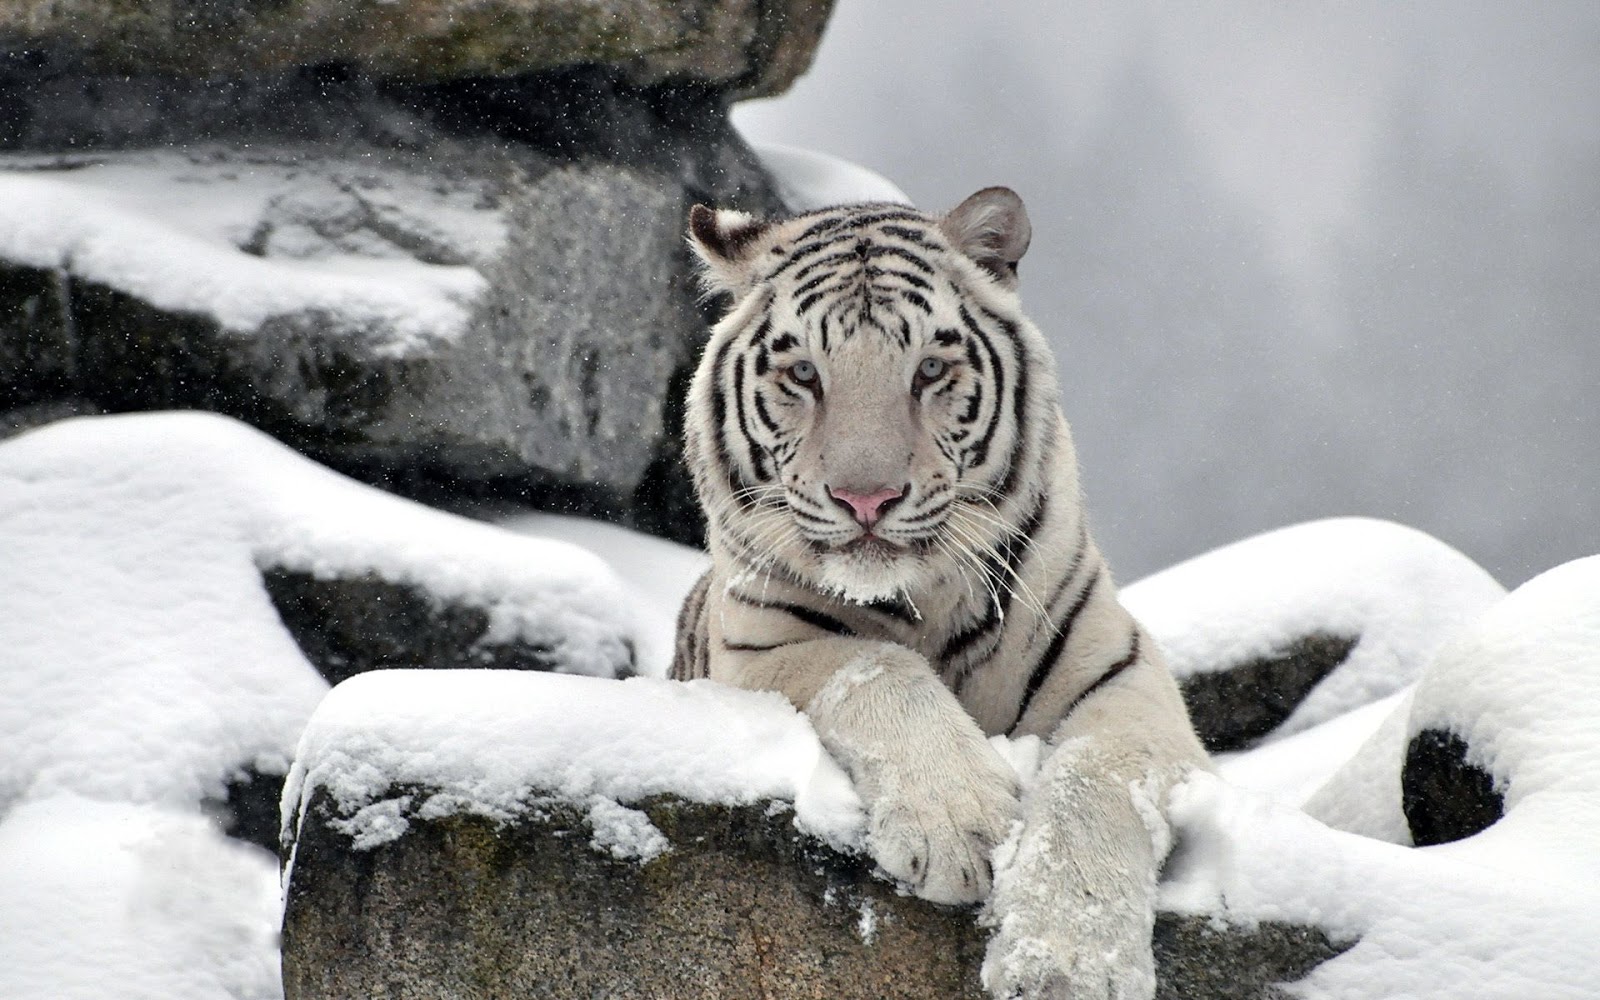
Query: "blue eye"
916 357 948 382
788 360 818 385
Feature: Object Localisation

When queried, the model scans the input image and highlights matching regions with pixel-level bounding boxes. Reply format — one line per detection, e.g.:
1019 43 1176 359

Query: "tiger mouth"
836 533 905 555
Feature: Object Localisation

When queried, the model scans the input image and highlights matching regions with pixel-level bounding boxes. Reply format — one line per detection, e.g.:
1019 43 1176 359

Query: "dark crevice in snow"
1402 728 1505 847
261 566 633 686
1178 632 1360 753
207 766 290 857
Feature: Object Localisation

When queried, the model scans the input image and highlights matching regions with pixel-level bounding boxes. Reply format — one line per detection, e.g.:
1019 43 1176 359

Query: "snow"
1123 517 1506 739
1161 556 1600 998
0 150 492 353
753 143 912 212
0 410 644 999
496 512 708 679
0 795 281 1000
283 670 865 859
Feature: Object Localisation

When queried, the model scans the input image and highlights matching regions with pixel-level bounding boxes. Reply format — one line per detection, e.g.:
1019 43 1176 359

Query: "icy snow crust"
284 670 866 855
1123 517 1506 738
0 411 636 815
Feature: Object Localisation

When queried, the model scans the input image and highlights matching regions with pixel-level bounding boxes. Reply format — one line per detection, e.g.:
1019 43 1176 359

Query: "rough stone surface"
1401 728 1505 847
1178 633 1359 753
281 789 1352 1000
0 0 835 99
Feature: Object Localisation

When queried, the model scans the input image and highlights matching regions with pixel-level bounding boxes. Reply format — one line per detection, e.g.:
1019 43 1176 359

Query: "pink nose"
828 485 905 529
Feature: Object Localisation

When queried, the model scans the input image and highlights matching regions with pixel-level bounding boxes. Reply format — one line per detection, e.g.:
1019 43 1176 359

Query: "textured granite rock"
280 788 1351 1000
0 0 834 99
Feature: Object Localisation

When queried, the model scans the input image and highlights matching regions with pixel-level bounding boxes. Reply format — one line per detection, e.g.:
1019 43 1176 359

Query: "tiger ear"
940 187 1031 286
688 204 773 296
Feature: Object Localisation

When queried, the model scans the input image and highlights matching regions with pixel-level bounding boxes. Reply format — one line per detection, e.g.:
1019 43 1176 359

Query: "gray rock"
281 788 1351 1000
0 0 835 99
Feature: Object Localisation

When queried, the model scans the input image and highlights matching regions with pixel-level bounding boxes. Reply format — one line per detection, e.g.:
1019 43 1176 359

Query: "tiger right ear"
940 187 1031 287
688 204 773 296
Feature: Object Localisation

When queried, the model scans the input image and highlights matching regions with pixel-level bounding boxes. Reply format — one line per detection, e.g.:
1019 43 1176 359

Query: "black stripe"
731 359 768 481
723 639 805 653
934 328 962 347
1007 570 1102 734
1060 633 1142 721
770 332 798 352
729 591 855 637
864 243 936 273
880 224 936 246
959 305 1005 471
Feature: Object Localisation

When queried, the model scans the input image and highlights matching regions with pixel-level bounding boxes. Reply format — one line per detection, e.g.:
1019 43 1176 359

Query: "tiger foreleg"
721 637 1021 905
981 658 1208 1000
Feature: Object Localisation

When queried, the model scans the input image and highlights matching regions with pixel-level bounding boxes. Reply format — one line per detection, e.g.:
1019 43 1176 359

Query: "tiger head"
684 188 1064 605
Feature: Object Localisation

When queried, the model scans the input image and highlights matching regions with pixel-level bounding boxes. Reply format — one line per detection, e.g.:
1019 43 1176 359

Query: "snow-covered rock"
1163 554 1600 999
280 669 1346 1000
0 412 639 852
1124 517 1504 751
1304 554 1600 852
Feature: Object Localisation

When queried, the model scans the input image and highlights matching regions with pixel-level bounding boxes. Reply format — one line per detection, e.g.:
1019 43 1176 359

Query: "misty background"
734 1 1598 586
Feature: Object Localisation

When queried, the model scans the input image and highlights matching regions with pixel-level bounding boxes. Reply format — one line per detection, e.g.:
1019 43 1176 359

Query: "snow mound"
754 143 912 212
496 512 709 679
1308 554 1600 856
1124 517 1505 738
0 411 637 814
0 795 282 1000
283 670 866 857
0 151 491 353
1162 554 1600 998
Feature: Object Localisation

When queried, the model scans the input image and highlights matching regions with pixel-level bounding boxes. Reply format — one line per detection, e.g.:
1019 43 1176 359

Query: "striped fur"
673 189 1208 999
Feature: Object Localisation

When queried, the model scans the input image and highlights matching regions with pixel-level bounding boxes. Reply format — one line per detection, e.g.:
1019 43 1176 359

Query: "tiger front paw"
865 741 1020 905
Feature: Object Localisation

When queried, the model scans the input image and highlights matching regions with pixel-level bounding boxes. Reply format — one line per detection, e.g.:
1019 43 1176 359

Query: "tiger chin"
672 187 1210 1000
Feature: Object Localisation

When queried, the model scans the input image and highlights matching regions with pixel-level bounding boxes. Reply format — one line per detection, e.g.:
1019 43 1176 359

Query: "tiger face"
686 189 1057 605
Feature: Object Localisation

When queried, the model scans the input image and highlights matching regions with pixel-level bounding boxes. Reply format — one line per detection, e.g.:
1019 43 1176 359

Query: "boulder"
1123 518 1504 751
279 670 1351 1000
0 0 834 99
282 789 1348 1000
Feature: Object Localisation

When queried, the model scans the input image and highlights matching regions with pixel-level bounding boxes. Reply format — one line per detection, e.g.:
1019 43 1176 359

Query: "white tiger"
672 188 1209 999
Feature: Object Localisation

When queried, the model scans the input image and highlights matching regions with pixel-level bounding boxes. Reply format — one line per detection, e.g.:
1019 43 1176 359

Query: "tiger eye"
788 360 818 385
917 357 948 382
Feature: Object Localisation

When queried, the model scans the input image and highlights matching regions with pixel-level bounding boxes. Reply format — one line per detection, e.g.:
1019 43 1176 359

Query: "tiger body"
672 190 1208 999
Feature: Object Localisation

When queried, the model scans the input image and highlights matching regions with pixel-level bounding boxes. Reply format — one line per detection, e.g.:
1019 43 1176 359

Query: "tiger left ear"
940 187 1031 287
688 204 773 296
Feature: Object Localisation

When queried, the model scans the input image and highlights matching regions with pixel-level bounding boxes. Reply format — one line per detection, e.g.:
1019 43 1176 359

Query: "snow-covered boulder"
1159 554 1600 999
0 412 639 853
1304 554 1600 851
280 670 1348 1000
1124 518 1504 752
